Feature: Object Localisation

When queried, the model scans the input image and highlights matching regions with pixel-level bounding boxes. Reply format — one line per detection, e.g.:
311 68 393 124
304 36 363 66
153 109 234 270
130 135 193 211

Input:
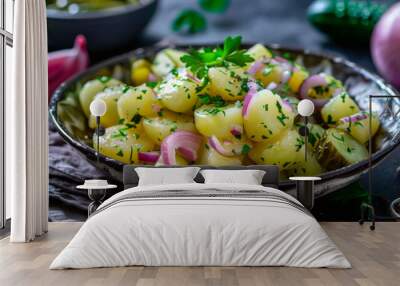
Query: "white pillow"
135 167 200 186
200 169 266 185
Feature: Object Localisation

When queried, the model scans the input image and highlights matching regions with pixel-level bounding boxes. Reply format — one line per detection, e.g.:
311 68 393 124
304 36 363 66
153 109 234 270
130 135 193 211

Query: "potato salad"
78 36 380 177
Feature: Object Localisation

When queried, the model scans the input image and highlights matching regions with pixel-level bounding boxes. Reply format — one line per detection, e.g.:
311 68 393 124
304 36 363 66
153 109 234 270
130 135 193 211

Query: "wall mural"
46 0 400 221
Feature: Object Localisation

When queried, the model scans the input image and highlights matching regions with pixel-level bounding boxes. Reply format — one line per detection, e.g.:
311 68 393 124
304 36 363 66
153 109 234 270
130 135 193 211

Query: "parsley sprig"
180 36 254 79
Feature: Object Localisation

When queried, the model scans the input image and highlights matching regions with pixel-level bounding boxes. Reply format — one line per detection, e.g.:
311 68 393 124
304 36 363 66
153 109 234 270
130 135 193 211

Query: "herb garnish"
131 114 142 124
181 36 254 80
146 82 158 88
295 137 305 152
198 94 226 107
326 114 336 125
241 144 251 155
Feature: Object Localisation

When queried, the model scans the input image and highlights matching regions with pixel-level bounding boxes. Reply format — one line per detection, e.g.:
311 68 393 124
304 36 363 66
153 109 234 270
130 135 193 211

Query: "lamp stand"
359 95 378 231
304 116 308 162
299 116 309 162
96 116 100 164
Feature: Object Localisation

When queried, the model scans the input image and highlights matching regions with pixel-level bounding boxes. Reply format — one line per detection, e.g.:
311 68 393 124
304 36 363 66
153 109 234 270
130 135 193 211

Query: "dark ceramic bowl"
47 0 158 52
49 43 400 196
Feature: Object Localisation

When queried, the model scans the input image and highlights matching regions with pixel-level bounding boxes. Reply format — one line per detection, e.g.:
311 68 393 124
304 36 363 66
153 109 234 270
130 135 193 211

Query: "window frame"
0 0 13 230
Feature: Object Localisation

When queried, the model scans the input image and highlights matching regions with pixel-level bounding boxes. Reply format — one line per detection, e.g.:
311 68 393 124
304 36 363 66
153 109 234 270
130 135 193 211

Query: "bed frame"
123 165 280 190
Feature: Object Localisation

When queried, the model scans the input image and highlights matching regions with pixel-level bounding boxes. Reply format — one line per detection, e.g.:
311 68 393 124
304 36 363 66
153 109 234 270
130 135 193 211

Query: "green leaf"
172 9 207 34
180 35 253 79
222 36 242 57
225 50 253 67
198 0 230 13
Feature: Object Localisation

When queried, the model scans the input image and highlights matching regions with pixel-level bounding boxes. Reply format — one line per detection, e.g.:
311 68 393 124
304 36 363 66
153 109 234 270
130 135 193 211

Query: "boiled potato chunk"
93 124 155 164
131 59 153 86
88 87 123 128
143 110 196 144
157 77 199 113
254 62 283 87
321 92 359 125
156 154 188 166
151 49 187 78
151 50 176 78
164 49 187 67
317 128 368 170
197 143 242 166
307 74 343 100
286 153 324 176
208 67 247 101
79 77 122 117
247 44 272 61
244 89 295 142
194 103 243 140
337 112 380 144
249 129 304 170
282 96 300 115
295 123 325 149
118 84 160 121
288 64 309 93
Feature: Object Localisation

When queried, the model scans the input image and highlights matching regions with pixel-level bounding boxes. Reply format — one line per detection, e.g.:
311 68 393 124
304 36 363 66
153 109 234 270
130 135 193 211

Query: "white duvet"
50 183 351 269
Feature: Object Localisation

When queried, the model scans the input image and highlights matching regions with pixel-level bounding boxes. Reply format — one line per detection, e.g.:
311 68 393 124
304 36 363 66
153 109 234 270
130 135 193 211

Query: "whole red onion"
371 3 400 88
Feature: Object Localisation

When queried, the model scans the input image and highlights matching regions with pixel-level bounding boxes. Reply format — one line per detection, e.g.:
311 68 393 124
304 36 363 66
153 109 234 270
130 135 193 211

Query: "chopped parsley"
97 76 111 84
131 114 142 124
146 82 158 88
326 114 336 125
332 133 345 142
340 92 347 103
122 85 131 93
198 94 226 107
241 144 251 155
295 137 305 152
275 101 289 126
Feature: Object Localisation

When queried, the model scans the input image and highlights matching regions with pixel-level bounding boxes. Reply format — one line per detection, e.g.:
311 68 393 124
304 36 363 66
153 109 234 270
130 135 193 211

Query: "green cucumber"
307 0 388 44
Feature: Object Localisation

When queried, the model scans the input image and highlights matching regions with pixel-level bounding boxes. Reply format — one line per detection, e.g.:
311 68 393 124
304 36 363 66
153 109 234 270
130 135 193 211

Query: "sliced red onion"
266 82 278 90
247 59 264 75
282 99 293 112
148 73 157 82
242 81 259 117
230 125 243 137
185 71 201 84
333 88 346 97
281 70 292 84
299 75 329 108
138 151 160 163
177 147 197 161
340 113 369 124
161 131 202 165
208 136 235 157
274 56 289 63
151 103 162 113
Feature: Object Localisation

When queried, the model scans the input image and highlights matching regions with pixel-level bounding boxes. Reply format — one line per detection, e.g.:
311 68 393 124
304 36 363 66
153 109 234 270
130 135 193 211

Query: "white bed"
50 182 350 269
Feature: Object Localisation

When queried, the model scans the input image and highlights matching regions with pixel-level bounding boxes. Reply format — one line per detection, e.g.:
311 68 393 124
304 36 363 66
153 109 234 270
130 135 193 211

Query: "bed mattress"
50 183 351 269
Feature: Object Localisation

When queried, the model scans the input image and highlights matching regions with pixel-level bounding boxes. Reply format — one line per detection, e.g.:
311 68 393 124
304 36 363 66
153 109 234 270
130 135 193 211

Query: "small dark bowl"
47 0 158 52
49 43 400 196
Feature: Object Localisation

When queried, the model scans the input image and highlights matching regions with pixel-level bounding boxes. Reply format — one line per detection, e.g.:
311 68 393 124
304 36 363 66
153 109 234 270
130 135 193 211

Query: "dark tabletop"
49 0 400 221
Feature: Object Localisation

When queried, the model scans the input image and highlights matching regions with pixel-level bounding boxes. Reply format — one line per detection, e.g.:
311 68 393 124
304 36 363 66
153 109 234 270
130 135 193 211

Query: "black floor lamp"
359 95 400 230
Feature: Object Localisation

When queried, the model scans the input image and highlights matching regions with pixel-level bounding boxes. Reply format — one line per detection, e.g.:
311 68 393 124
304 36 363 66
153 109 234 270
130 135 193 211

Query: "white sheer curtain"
7 0 48 242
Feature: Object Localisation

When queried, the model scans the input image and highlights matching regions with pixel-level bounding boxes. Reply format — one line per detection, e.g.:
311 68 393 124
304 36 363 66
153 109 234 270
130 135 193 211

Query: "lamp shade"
297 99 315 117
90 99 107 117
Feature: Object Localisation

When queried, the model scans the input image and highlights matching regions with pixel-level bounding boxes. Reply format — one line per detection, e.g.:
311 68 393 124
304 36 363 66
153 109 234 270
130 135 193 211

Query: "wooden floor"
0 222 399 286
